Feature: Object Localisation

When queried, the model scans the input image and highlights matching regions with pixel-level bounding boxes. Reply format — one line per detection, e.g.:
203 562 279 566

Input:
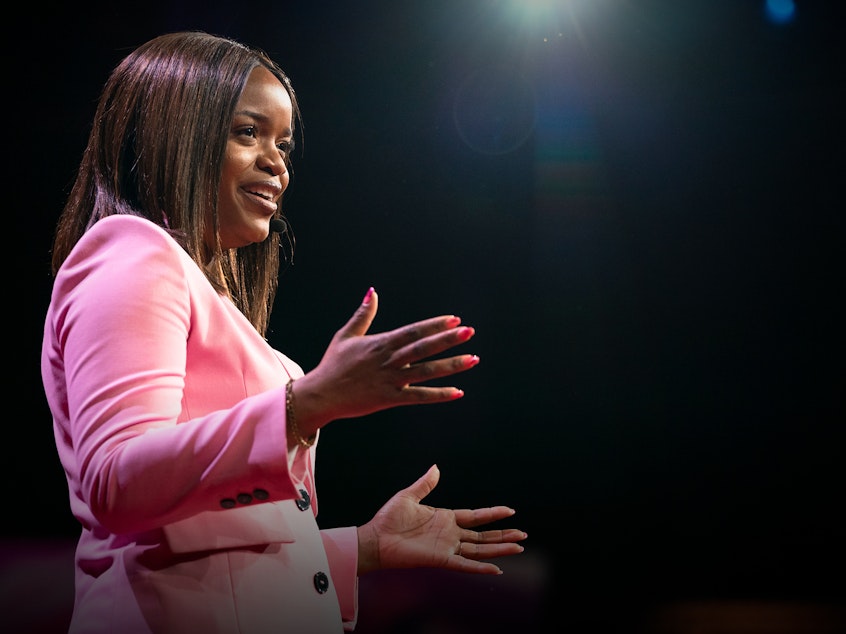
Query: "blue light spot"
766 0 795 24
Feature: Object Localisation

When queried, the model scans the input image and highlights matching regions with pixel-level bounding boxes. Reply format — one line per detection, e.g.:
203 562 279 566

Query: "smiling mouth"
244 189 278 212
247 189 274 201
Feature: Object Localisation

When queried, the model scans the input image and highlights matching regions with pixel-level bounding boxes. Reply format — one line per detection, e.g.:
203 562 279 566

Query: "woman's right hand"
290 288 480 435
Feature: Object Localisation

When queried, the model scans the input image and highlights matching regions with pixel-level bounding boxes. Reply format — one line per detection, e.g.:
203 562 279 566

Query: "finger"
452 506 518 528
384 315 463 352
400 354 480 386
392 386 465 404
444 556 504 576
457 542 525 561
337 287 378 338
461 528 528 545
402 464 440 503
389 325 475 368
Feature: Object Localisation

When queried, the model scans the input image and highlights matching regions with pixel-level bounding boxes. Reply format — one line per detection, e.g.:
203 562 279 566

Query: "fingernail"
465 355 480 368
452 389 464 400
458 327 475 341
363 287 374 305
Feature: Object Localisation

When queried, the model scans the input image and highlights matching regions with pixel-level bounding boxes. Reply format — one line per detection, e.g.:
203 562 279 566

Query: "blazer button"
295 488 311 511
313 571 329 594
220 498 236 509
253 488 269 501
236 493 253 505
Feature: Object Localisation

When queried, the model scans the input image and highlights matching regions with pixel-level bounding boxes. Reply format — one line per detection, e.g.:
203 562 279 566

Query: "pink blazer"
41 215 359 633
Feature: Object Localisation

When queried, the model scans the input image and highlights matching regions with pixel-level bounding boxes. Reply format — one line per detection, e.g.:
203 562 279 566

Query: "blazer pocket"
163 502 296 553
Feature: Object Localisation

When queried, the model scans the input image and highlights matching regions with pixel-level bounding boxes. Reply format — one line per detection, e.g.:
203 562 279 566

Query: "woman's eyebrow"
232 109 292 136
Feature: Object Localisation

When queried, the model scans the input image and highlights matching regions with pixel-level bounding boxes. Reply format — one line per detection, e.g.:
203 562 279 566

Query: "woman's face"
215 65 293 250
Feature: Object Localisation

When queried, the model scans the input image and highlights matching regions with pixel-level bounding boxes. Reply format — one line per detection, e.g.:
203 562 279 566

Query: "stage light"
500 0 584 39
765 0 796 25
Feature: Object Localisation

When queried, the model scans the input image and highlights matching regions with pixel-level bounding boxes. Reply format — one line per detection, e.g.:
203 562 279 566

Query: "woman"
41 30 526 633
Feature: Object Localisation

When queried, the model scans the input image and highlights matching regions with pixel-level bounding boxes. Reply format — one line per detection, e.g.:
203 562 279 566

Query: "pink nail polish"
452 389 464 400
363 287 374 305
465 355 480 368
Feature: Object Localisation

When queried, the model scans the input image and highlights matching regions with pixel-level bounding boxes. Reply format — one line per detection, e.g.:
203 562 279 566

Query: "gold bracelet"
286 380 316 448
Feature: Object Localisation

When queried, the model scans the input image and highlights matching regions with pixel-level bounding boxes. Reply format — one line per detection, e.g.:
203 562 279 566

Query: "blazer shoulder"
62 215 194 274
82 214 183 251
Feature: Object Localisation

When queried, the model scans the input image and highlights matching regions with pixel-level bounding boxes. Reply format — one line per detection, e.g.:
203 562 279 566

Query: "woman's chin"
219 224 270 249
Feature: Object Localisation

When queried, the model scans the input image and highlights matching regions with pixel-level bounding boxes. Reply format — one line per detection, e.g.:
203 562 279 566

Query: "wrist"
356 523 381 575
285 379 316 448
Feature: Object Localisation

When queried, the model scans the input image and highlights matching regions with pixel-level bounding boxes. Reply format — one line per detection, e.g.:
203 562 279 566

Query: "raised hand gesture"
291 288 480 434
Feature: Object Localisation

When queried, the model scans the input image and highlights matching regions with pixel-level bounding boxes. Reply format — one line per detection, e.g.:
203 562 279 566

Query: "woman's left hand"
356 465 527 575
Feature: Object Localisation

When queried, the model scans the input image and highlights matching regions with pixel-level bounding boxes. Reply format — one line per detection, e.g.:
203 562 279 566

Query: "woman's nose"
258 146 286 176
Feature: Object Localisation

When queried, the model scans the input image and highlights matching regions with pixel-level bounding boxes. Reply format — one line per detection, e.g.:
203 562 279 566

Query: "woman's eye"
237 126 257 138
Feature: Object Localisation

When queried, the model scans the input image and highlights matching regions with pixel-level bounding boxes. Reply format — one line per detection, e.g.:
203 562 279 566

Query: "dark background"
10 0 845 632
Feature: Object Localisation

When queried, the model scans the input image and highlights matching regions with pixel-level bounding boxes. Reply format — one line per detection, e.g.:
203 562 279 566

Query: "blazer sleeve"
321 526 361 631
44 216 304 535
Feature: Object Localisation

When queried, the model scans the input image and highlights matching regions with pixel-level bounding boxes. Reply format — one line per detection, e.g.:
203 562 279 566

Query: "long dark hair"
51 30 301 335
